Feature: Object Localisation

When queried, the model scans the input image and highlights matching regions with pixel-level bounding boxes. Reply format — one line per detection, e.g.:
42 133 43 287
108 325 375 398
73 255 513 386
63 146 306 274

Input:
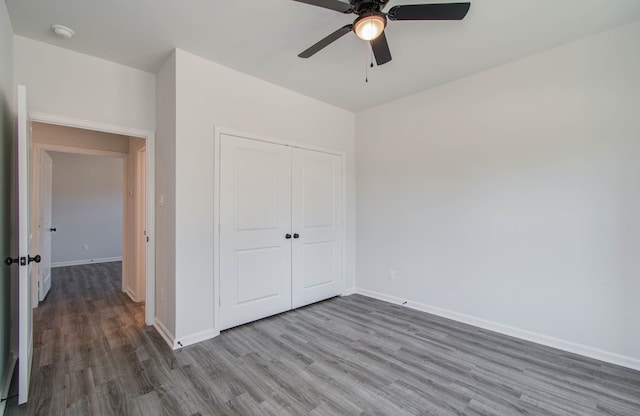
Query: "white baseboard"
0 352 17 415
52 257 122 268
341 287 357 296
174 329 219 350
125 287 137 303
153 319 219 350
355 288 640 372
153 318 175 349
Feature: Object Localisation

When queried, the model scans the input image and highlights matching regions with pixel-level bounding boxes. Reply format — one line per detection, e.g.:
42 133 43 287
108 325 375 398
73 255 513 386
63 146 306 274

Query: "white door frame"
213 126 347 333
136 146 147 301
16 85 33 404
30 143 128 305
33 150 53 304
29 112 156 325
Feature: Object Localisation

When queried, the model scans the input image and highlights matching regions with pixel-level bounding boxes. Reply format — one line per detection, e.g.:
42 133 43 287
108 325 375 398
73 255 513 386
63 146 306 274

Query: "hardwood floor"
5 262 640 415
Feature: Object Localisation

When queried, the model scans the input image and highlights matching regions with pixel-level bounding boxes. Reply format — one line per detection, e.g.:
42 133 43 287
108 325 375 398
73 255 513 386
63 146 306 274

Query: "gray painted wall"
50 152 123 265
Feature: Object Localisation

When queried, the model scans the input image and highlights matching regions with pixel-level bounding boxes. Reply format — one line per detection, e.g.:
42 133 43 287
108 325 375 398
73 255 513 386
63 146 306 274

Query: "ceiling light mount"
51 24 75 40
353 12 387 41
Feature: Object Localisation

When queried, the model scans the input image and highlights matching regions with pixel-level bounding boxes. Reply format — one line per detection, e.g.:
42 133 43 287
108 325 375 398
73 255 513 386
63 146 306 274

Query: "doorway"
28 114 156 325
34 150 126 299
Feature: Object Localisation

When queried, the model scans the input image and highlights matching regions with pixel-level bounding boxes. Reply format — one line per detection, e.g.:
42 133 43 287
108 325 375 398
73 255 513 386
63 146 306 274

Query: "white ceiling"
7 0 640 112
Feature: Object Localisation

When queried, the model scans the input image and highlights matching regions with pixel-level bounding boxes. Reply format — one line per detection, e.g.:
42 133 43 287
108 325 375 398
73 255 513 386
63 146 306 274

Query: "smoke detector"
51 24 75 39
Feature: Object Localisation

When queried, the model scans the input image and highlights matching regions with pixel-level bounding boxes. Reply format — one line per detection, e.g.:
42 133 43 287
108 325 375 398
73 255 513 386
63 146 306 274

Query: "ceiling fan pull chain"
365 43 369 83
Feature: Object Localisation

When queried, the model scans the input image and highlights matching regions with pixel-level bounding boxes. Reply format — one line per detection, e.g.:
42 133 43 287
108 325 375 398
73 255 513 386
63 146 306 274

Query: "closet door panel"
291 148 343 308
219 135 292 330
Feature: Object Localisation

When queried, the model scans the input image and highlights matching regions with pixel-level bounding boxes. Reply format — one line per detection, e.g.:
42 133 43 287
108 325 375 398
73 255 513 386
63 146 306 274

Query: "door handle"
4 257 19 266
285 234 292 239
49 227 57 232
293 233 300 239
5 256 31 266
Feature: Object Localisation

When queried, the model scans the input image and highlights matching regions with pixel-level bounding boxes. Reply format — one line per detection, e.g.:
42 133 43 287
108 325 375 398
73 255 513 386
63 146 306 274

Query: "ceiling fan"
294 0 471 65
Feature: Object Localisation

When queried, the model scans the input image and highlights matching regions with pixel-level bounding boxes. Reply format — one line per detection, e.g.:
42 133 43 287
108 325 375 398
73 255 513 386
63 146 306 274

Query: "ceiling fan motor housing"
349 0 391 14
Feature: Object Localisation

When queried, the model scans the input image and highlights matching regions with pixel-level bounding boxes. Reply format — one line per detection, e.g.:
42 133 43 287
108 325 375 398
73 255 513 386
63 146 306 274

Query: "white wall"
13 36 156 131
154 51 177 338
163 49 355 344
356 21 640 367
0 0 15 404
49 152 123 266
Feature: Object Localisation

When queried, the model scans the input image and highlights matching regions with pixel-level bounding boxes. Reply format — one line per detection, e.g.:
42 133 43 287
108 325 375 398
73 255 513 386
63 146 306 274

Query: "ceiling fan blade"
370 31 392 65
298 24 353 58
387 2 470 21
292 0 353 13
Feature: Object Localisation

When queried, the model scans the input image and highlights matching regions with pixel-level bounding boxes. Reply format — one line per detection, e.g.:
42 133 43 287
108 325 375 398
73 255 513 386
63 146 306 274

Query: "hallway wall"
49 152 123 266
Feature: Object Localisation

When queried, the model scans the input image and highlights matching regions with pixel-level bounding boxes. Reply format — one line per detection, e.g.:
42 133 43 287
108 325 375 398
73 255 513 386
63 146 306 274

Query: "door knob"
4 257 19 266
5 256 28 266
293 233 300 239
285 234 292 239
49 227 57 232
28 255 41 264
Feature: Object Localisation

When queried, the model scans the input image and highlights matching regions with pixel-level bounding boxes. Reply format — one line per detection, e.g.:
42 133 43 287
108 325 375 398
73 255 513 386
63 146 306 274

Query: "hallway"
5 262 150 415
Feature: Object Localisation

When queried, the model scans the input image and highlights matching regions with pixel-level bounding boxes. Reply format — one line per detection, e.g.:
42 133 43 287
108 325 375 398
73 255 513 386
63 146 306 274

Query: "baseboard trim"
355 288 640 372
0 352 17 415
125 287 137 303
175 329 219 350
52 257 122 268
153 318 175 350
341 287 357 296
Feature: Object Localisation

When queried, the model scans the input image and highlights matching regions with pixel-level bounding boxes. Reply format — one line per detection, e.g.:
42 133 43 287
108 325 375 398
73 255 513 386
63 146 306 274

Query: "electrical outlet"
82 244 89 251
388 269 396 280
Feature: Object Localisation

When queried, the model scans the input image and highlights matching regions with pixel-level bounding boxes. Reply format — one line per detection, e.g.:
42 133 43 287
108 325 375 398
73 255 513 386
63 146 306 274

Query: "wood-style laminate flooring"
5 262 640 415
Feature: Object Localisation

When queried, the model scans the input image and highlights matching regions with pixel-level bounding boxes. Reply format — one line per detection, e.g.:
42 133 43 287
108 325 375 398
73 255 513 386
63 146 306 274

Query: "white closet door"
291 148 343 308
219 135 292 330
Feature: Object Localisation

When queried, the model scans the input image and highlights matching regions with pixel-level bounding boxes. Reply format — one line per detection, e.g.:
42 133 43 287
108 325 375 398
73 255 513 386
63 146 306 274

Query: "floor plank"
5 262 640 415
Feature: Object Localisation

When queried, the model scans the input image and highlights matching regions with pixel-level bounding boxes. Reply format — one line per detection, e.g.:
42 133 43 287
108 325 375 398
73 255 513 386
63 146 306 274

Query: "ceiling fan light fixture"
353 13 386 41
